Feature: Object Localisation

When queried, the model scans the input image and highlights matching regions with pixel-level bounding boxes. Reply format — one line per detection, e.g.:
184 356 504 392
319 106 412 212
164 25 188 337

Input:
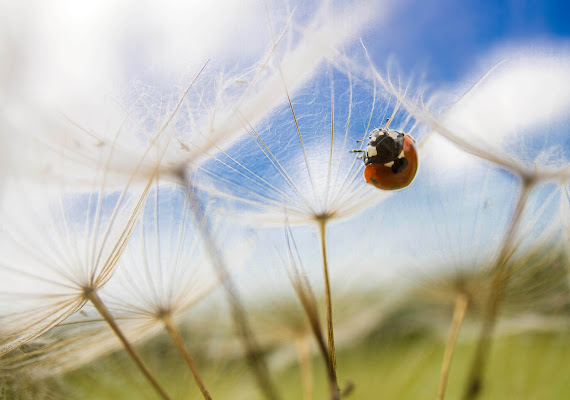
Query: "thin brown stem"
463 181 532 400
317 218 340 399
294 283 339 400
162 314 212 400
286 225 339 400
438 293 469 400
183 179 281 400
86 289 170 400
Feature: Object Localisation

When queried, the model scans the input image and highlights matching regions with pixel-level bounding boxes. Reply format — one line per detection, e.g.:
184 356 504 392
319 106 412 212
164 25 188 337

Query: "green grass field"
56 330 569 400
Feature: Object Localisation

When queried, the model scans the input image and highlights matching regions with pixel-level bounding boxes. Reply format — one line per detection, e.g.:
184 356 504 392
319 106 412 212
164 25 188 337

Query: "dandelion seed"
191 66 420 225
0 106 180 398
0 175 173 398
100 184 222 322
0 176 147 354
96 183 233 399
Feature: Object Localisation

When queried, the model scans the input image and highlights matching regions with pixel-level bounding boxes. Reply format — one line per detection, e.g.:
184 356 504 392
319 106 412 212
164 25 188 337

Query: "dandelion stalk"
183 174 281 400
463 179 533 400
161 313 212 400
316 216 339 394
85 289 170 400
75 163 171 400
285 224 340 400
438 293 469 400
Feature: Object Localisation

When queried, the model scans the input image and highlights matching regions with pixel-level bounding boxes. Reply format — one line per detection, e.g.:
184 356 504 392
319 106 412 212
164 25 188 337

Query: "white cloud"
422 43 570 174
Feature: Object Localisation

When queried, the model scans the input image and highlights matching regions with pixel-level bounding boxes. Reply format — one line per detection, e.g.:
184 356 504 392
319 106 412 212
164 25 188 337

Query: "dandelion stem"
183 178 281 400
162 314 212 400
463 180 532 400
85 289 170 400
317 218 340 398
438 293 469 400
286 224 340 400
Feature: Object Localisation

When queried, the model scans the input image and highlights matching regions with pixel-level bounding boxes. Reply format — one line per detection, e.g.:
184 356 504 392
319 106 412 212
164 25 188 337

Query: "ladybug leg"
350 149 367 162
350 149 365 160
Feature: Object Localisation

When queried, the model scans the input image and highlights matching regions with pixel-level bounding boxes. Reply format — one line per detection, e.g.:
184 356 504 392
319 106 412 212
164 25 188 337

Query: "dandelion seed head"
0 142 154 355
98 184 224 321
192 64 419 228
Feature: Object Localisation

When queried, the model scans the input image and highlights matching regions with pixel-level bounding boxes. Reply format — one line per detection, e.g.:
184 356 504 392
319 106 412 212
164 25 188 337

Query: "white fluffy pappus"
0 160 154 357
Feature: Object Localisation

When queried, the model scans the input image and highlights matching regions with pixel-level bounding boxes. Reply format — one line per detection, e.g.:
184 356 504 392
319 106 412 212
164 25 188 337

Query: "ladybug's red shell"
364 135 418 190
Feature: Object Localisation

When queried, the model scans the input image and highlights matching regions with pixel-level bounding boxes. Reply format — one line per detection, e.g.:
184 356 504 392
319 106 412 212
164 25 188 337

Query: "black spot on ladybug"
369 177 378 185
391 157 408 174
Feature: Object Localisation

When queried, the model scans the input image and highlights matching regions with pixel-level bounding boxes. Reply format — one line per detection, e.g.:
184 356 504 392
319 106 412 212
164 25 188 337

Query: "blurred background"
1 1 569 399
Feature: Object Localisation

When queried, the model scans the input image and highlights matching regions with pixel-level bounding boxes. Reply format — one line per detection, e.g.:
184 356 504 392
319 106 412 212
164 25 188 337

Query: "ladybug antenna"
356 132 375 143
382 117 392 130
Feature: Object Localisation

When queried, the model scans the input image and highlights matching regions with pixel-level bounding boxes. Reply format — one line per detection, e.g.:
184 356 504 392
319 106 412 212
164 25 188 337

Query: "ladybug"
351 119 418 190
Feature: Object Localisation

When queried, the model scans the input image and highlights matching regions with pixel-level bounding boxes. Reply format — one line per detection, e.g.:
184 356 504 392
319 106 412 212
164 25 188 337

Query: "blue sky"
362 0 570 83
1 0 569 304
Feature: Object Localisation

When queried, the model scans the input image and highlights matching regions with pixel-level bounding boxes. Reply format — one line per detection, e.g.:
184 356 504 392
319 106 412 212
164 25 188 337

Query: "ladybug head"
364 129 405 165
